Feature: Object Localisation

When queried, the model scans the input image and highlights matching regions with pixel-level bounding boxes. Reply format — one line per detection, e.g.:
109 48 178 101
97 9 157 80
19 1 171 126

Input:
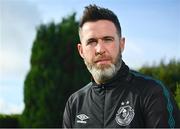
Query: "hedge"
0 114 20 127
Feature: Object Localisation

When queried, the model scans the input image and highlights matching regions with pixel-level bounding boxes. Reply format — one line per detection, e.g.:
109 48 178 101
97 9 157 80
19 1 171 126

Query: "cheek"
83 48 94 61
108 44 120 57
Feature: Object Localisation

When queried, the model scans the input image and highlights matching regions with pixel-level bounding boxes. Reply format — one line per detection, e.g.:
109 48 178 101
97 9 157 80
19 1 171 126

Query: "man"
63 4 180 128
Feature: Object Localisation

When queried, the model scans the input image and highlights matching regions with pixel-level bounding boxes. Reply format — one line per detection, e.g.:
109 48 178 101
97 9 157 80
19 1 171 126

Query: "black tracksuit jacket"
63 62 180 128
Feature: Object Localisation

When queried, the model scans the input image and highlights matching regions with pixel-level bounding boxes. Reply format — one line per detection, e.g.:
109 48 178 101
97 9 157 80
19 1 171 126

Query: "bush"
0 114 20 127
175 83 180 108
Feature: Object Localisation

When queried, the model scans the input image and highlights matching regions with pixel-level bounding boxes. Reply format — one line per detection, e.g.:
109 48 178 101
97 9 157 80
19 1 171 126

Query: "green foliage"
20 13 90 127
0 114 20 127
139 59 180 94
175 83 180 108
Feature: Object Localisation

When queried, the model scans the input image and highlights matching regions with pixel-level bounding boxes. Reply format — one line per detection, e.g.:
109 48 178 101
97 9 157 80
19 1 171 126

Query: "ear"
120 37 125 53
77 43 84 59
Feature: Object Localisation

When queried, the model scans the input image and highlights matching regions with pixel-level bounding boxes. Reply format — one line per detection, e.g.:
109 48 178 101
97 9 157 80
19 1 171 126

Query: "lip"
95 59 111 64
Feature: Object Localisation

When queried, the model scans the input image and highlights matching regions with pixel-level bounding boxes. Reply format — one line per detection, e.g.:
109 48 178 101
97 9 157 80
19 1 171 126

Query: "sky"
0 0 179 114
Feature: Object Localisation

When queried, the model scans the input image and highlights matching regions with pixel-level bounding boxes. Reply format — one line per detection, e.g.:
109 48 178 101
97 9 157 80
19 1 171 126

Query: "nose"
95 39 105 55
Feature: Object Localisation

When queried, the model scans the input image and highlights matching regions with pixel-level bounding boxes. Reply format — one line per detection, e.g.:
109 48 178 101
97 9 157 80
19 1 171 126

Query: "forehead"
80 20 117 39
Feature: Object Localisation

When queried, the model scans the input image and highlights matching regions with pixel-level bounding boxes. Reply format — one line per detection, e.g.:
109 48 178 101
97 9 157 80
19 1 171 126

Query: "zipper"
100 84 106 128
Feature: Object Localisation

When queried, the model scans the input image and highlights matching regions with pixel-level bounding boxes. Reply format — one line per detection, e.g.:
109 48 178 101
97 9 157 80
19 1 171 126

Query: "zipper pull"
101 85 105 90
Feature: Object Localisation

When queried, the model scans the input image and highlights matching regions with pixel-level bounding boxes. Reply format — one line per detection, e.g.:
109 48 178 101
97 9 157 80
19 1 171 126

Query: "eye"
103 36 114 43
86 38 97 45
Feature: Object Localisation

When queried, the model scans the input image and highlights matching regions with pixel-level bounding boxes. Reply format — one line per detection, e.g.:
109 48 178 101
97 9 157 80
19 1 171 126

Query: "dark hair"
79 4 122 37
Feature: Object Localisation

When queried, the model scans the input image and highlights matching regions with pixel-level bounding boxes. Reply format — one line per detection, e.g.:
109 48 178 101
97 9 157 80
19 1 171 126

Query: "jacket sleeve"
62 99 72 128
143 83 180 128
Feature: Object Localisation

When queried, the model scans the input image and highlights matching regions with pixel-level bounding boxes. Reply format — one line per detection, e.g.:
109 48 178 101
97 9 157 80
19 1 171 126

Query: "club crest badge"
115 101 135 126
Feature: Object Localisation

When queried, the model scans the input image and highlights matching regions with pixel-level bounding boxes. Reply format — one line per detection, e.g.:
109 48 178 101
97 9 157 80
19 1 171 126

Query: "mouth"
95 59 111 65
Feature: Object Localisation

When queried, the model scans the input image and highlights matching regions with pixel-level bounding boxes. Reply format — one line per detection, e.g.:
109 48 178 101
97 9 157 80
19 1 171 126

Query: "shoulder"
128 70 173 106
129 70 168 94
129 71 179 128
129 70 175 109
67 82 92 104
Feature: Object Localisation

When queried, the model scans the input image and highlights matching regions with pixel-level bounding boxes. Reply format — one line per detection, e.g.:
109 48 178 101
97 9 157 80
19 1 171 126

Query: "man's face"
78 20 125 84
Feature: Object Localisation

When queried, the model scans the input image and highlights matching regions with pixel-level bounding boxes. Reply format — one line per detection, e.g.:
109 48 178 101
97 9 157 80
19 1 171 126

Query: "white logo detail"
76 114 89 124
115 101 135 126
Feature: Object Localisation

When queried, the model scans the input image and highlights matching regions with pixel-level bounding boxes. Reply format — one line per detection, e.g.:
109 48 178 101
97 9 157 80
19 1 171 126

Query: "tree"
20 13 90 127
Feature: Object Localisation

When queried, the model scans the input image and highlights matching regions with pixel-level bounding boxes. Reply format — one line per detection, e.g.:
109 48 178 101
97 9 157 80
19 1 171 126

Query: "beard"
84 51 122 84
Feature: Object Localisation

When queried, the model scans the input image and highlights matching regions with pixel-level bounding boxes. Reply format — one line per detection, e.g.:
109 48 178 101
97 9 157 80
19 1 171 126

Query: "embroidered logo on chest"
115 101 135 126
76 114 89 124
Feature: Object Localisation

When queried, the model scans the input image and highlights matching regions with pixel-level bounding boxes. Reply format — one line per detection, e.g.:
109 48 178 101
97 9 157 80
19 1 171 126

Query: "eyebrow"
86 38 97 42
86 36 114 42
102 36 114 39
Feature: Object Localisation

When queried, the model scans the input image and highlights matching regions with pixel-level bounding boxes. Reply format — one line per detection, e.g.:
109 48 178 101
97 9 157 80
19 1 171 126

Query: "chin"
95 63 112 70
91 63 117 82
